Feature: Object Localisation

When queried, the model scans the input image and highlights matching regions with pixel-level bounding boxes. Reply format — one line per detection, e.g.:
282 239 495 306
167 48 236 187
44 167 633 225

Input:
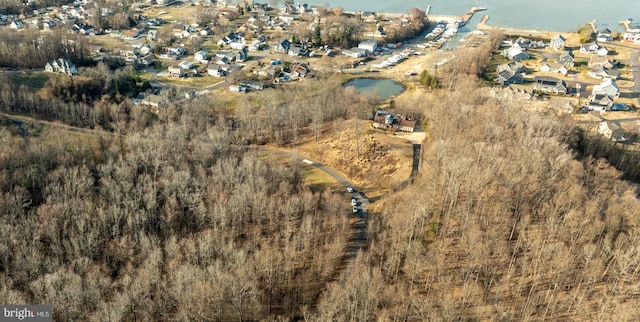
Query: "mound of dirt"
300 122 404 186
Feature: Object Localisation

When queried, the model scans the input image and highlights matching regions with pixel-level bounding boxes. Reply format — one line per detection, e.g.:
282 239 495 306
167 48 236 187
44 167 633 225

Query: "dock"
460 6 487 26
588 20 597 34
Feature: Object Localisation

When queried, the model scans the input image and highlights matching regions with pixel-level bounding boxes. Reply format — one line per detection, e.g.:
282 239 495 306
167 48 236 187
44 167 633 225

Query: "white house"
592 78 620 98
540 62 568 75
549 34 566 51
358 40 378 54
580 42 600 54
194 50 208 63
179 60 194 69
502 46 530 61
44 58 77 75
10 19 24 29
597 28 612 42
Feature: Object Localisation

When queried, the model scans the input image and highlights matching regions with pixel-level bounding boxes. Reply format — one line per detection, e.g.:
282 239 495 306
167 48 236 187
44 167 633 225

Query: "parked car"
347 187 354 193
353 206 358 213
351 198 357 206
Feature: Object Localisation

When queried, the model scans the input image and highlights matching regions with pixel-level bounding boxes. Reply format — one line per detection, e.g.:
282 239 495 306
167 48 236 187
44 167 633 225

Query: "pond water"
343 78 405 100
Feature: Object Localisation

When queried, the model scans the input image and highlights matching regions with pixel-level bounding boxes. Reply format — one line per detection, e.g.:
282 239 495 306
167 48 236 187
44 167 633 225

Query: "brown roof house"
372 111 416 133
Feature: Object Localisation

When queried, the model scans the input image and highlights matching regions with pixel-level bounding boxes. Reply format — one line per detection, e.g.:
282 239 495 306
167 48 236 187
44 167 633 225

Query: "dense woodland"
2 31 640 321
0 30 91 69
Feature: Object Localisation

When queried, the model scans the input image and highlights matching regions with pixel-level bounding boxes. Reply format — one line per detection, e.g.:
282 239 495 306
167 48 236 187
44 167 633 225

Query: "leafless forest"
2 40 640 321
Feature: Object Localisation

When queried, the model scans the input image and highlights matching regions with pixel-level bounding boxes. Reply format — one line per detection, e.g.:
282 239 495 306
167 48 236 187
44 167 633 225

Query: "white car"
353 206 358 213
351 199 357 206
347 187 354 193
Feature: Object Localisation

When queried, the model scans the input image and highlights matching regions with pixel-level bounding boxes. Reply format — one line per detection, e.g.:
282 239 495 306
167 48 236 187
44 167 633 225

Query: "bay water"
303 0 640 32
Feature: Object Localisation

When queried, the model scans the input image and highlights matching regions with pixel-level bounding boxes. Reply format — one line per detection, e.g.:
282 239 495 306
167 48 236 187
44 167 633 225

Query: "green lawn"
10 72 50 89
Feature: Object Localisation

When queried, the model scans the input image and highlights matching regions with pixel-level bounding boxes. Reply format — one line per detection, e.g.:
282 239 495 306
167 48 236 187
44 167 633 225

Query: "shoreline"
476 15 561 39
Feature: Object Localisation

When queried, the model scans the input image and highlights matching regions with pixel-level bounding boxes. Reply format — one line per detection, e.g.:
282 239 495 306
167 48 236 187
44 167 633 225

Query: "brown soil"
296 119 413 191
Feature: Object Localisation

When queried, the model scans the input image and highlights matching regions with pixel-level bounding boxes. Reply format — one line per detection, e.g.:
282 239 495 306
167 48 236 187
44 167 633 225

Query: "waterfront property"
549 34 566 51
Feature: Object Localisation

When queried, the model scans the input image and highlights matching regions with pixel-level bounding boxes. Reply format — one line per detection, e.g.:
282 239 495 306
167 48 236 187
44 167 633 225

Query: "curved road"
253 147 370 253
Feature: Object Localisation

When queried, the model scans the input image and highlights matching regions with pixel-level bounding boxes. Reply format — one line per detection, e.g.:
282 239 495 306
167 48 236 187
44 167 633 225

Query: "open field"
141 3 201 22
9 72 50 89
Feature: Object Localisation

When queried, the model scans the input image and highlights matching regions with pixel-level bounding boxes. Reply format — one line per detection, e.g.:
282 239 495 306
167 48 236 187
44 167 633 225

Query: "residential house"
589 56 617 69
588 65 619 79
139 54 156 66
496 61 525 85
580 41 608 56
230 40 246 50
10 19 24 29
215 51 236 62
279 14 296 23
502 45 530 61
44 58 77 75
168 65 184 77
207 62 226 77
623 23 640 42
194 50 208 63
296 3 309 13
497 69 524 85
140 45 155 55
249 39 263 51
533 76 567 95
557 51 574 67
274 38 291 54
235 47 249 62
597 28 612 42
549 34 566 51
372 111 416 133
540 62 568 75
597 121 625 141
179 61 194 70
585 93 615 111
253 65 281 78
358 40 378 54
288 46 305 56
580 42 600 54
361 11 376 23
290 62 311 78
497 61 525 74
141 94 165 108
147 30 158 41
121 28 144 40
592 78 620 98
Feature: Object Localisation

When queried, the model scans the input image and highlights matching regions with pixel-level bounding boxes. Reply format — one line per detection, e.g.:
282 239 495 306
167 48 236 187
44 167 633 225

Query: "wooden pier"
460 6 487 26
588 20 597 34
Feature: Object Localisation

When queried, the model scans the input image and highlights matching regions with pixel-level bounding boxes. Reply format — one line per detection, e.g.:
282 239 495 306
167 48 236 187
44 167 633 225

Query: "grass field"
10 72 50 89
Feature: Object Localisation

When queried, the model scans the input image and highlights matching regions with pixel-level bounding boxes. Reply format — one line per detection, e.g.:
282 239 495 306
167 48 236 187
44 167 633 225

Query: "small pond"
343 78 404 100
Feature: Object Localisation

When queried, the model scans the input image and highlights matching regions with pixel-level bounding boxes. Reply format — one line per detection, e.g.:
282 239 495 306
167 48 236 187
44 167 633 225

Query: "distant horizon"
302 0 640 32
